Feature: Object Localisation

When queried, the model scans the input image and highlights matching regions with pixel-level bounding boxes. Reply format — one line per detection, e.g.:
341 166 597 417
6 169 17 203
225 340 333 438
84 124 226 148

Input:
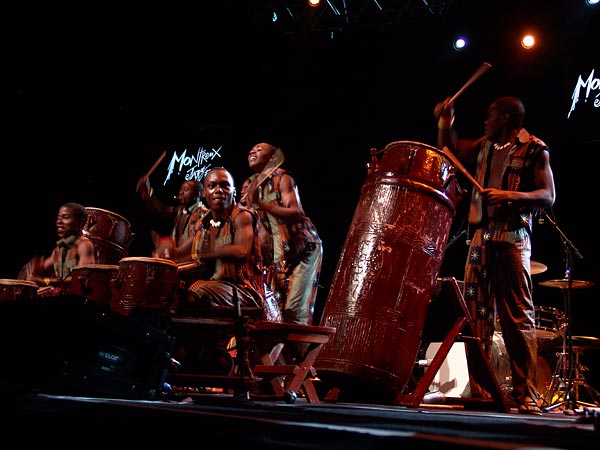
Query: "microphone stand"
540 210 584 412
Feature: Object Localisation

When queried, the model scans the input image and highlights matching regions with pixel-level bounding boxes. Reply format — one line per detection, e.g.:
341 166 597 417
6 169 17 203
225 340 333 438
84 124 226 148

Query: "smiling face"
55 205 85 239
248 142 275 173
203 168 236 214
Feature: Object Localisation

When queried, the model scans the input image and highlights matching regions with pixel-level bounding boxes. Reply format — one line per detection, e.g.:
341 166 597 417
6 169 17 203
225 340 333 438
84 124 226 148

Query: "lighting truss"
251 0 457 33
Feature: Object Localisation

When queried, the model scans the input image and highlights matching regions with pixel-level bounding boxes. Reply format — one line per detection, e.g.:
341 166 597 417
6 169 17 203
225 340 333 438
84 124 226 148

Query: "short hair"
184 180 203 197
62 202 87 222
492 96 525 129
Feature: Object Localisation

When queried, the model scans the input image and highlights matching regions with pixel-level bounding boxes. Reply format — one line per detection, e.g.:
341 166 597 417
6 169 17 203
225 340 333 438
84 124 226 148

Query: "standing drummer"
21 202 97 295
434 96 556 414
136 177 207 263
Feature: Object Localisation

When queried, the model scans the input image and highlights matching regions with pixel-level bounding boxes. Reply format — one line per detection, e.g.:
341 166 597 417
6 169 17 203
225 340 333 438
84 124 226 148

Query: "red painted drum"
315 141 465 401
68 264 119 307
83 207 134 265
0 279 38 302
112 257 179 317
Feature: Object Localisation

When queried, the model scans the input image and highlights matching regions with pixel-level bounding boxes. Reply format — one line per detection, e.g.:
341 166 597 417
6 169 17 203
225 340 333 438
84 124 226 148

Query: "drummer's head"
177 180 203 207
203 167 236 213
56 203 87 239
248 142 280 173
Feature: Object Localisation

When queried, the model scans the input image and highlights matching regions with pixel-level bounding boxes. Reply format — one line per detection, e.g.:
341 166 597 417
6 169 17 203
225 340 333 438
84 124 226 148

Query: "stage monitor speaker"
0 294 175 400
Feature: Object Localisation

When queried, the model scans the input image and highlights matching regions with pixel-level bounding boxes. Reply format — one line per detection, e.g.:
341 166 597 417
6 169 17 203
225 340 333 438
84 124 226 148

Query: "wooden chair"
249 321 336 403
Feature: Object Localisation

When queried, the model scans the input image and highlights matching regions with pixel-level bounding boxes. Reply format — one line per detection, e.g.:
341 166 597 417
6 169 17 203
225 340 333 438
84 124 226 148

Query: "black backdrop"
4 1 600 389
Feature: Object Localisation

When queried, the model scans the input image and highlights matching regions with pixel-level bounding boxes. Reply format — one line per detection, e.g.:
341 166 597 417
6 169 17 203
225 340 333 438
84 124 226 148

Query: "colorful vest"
249 169 321 266
469 129 547 233
191 205 265 298
53 234 89 280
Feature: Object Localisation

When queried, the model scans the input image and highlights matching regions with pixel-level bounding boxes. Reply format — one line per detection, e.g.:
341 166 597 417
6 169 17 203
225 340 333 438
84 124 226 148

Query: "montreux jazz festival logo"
161 145 224 186
568 68 599 118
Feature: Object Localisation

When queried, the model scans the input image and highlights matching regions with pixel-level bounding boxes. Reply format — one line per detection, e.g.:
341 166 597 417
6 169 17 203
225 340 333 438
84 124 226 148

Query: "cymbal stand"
540 210 585 412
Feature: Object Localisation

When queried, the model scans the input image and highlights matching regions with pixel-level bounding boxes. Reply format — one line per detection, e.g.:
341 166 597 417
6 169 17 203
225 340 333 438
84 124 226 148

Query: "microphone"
538 208 545 225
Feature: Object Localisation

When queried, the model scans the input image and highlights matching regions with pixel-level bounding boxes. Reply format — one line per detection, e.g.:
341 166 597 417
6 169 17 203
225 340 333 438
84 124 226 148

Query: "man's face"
56 206 82 239
248 143 273 173
203 169 235 212
484 105 506 142
178 181 198 206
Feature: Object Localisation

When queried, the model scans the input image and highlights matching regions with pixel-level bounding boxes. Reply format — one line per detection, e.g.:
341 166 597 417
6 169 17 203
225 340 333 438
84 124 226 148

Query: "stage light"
308 0 320 7
521 34 536 49
585 0 599 6
453 36 468 51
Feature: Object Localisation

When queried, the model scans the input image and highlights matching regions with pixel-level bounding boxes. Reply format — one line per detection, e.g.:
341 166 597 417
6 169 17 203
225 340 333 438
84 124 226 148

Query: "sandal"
518 399 543 415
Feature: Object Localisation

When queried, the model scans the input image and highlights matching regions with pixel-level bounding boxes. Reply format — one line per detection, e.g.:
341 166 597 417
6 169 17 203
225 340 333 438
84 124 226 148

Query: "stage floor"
7 390 599 449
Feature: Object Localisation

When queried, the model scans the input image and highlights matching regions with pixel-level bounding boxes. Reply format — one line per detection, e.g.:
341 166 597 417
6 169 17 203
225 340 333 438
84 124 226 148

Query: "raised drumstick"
449 62 492 104
136 151 167 193
144 150 167 179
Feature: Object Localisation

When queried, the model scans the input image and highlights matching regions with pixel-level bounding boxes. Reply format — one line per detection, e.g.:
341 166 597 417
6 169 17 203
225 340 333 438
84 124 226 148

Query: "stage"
7 391 600 449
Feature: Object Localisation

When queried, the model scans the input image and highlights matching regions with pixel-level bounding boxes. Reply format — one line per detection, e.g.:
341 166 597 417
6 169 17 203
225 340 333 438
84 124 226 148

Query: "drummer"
20 202 96 296
136 176 207 263
434 96 556 415
176 167 266 313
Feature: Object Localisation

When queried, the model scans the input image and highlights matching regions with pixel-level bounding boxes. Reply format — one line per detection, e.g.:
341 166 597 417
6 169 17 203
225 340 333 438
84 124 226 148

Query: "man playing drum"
20 202 97 296
434 96 556 415
136 177 207 263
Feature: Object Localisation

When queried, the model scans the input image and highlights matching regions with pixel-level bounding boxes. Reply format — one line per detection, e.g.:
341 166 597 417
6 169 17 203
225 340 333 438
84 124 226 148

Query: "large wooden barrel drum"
315 141 465 402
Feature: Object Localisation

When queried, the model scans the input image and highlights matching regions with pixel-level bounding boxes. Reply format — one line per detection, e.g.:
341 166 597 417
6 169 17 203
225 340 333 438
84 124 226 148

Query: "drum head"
119 256 177 267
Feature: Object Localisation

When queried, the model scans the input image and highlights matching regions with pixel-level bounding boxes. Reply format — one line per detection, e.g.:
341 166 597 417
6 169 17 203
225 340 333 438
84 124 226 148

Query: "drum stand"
539 210 594 412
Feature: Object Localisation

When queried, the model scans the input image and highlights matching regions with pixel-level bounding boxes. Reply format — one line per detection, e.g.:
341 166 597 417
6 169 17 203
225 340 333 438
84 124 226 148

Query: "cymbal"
538 279 595 289
549 336 600 352
530 261 547 275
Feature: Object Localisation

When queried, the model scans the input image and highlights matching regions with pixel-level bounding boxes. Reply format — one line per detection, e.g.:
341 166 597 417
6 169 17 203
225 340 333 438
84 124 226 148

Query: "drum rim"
84 207 131 225
72 264 120 270
0 278 39 287
119 256 178 266
384 140 445 154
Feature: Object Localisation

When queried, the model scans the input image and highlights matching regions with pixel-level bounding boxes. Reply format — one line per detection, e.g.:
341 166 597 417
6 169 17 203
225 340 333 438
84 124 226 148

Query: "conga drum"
68 264 119 307
83 207 134 264
0 279 38 302
315 141 465 402
112 257 179 326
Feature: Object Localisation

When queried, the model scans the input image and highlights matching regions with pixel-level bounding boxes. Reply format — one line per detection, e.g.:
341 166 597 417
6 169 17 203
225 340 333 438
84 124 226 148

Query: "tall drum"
83 207 134 265
315 141 465 401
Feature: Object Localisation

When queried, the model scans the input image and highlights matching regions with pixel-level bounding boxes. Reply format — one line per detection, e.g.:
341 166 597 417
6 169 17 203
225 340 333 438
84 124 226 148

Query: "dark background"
4 2 599 388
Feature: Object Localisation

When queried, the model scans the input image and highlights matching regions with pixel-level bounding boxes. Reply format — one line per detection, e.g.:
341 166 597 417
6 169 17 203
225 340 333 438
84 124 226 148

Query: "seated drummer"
175 167 266 314
166 168 266 376
20 202 96 296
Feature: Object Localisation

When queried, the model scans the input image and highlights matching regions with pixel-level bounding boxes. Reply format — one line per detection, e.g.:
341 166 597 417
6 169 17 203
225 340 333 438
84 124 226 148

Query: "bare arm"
434 97 484 168
77 237 97 265
199 210 256 262
257 173 306 223
480 149 556 209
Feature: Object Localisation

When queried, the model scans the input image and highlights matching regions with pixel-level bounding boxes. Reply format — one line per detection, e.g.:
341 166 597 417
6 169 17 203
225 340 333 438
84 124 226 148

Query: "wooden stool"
249 321 336 403
166 306 265 397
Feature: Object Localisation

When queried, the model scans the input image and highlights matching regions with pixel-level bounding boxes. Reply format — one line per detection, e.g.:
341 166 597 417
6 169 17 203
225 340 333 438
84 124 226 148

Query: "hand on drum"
153 236 177 260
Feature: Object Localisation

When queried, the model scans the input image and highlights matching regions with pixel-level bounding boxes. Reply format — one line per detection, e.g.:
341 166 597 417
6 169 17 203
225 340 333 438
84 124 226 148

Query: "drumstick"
144 150 167 179
439 146 484 192
449 62 492 104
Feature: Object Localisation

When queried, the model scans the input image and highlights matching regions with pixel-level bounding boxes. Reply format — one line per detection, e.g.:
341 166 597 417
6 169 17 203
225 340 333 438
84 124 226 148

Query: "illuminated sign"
568 69 599 118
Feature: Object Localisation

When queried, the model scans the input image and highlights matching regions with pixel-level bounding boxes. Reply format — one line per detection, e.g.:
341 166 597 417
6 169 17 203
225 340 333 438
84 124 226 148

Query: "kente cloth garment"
53 234 88 281
462 128 544 403
247 168 323 325
171 203 202 247
185 205 265 310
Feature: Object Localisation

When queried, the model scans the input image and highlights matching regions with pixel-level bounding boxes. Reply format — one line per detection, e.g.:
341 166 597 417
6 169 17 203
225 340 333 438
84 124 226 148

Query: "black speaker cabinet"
0 294 175 400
